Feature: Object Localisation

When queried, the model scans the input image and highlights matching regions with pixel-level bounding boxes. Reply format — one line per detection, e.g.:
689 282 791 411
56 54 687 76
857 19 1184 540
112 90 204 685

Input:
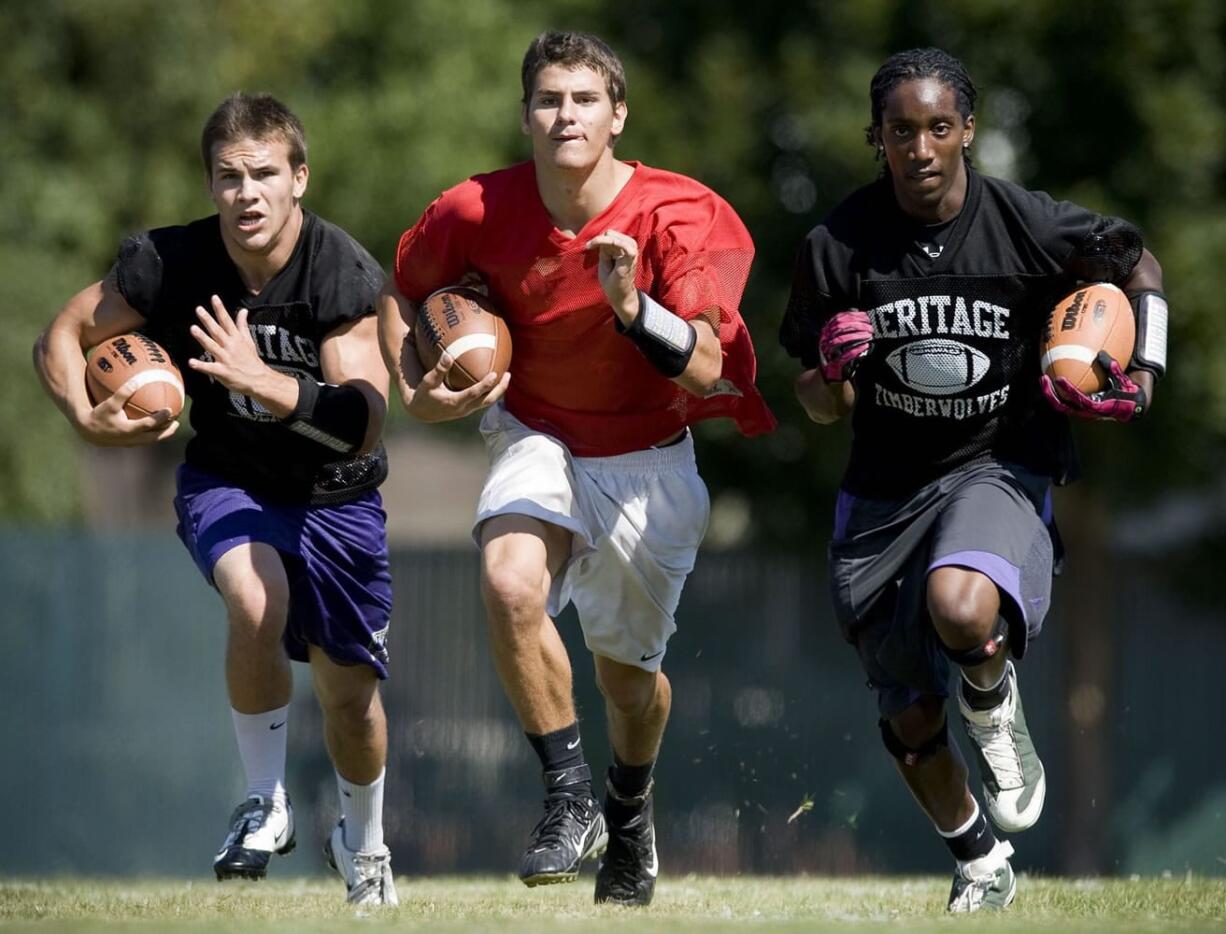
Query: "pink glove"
818 310 873 383
1041 351 1147 422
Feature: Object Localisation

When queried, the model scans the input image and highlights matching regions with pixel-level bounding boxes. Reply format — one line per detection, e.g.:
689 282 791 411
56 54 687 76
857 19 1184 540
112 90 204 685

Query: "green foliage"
5 0 1225 540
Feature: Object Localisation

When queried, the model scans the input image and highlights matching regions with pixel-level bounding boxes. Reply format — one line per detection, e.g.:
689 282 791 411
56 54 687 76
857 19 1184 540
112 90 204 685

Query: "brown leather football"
85 333 184 418
415 286 512 390
1040 283 1135 393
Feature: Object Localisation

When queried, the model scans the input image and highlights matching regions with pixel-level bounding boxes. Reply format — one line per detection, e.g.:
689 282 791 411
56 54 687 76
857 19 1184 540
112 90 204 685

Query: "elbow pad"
1129 290 1168 379
1067 217 1144 283
284 375 369 454
615 292 697 378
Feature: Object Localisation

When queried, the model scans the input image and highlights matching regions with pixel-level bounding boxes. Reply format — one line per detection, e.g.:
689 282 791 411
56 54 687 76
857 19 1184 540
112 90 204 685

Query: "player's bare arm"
587 228 722 394
34 276 180 446
794 368 855 424
189 294 301 417
375 279 508 423
318 314 389 457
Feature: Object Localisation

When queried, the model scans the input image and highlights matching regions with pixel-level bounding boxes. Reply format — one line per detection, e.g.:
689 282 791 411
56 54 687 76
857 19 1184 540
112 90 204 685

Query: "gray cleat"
958 662 1046 832
947 839 1017 912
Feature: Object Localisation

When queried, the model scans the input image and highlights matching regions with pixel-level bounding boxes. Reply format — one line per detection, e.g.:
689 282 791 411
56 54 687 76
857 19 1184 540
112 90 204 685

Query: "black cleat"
518 771 607 887
595 780 657 906
213 795 295 881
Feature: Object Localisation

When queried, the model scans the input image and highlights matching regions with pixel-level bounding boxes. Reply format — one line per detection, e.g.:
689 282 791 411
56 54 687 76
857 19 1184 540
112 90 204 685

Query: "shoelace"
347 853 391 900
531 796 592 850
227 800 272 840
965 720 1024 788
600 832 650 896
951 859 1006 910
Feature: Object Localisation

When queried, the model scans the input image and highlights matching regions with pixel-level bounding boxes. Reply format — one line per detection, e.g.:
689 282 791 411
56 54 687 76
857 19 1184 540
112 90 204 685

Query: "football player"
34 94 398 906
779 48 1166 912
379 31 775 906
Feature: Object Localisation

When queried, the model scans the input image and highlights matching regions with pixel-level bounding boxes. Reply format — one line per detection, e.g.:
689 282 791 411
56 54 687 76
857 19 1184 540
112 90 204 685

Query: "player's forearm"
376 285 420 410
673 318 722 396
33 322 94 428
795 368 854 424
242 368 302 420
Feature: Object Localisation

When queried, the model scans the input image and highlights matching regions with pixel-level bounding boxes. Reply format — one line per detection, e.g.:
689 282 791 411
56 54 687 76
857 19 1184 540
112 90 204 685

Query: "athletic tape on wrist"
1129 290 1168 378
615 292 697 378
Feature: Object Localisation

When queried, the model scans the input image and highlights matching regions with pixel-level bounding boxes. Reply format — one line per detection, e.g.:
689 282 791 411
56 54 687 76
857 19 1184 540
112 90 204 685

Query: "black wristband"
615 292 697 378
289 372 320 420
283 373 368 454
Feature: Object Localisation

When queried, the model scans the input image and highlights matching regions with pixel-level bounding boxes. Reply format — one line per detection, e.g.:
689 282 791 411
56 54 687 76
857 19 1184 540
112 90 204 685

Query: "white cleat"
323 819 399 907
213 795 295 880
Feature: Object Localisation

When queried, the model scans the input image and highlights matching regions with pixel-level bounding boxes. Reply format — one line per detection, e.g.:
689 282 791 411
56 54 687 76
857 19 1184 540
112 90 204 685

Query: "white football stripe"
444 333 498 358
1040 345 1097 372
122 369 185 407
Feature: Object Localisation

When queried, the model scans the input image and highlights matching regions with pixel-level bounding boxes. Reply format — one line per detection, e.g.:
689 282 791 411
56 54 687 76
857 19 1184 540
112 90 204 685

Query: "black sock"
962 666 1010 711
939 803 997 862
526 723 590 796
609 754 654 799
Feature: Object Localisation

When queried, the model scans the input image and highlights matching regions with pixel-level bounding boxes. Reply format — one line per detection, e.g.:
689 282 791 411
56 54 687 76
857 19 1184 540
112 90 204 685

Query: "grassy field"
2 875 1225 933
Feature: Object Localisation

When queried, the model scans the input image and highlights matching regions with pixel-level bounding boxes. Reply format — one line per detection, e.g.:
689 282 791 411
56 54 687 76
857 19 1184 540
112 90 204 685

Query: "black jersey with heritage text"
112 210 388 504
780 168 1143 498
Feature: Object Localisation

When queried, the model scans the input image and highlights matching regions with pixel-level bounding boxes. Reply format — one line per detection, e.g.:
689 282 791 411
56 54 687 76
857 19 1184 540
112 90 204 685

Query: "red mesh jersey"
395 161 776 456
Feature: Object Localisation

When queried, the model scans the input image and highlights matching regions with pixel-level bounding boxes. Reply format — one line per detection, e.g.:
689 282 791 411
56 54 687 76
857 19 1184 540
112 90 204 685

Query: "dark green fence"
1 531 1221 877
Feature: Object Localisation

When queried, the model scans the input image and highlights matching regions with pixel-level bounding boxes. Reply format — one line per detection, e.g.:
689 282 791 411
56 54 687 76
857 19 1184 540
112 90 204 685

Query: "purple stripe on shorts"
928 549 1023 619
833 490 857 541
1040 489 1054 526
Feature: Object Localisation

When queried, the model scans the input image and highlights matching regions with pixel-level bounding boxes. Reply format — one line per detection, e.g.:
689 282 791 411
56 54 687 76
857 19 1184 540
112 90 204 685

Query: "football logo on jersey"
885 339 990 396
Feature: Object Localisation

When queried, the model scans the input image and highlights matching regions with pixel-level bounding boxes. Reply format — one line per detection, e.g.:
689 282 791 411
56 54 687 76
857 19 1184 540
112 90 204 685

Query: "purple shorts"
174 464 393 678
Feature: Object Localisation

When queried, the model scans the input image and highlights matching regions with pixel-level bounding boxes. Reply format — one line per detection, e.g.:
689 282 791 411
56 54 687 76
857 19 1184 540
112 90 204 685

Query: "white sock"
337 767 386 853
230 705 289 804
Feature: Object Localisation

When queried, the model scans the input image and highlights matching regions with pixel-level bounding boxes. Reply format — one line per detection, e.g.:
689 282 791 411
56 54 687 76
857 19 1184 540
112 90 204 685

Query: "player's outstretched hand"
586 229 640 324
819 310 873 383
188 295 271 397
77 377 179 447
405 352 509 423
1040 351 1146 422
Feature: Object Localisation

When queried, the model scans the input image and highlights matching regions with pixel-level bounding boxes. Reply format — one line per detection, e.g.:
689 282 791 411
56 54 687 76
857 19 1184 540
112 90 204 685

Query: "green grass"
1 875 1224 932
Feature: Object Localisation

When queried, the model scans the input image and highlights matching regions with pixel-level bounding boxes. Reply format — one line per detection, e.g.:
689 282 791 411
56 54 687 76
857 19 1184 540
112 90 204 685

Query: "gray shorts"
829 459 1055 719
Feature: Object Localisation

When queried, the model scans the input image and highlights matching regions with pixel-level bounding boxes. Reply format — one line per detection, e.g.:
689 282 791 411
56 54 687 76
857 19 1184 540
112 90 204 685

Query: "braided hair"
865 48 977 163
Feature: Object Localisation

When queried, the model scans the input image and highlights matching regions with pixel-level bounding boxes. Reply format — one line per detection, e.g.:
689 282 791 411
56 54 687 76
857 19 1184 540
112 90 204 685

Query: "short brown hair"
521 32 627 106
200 93 308 174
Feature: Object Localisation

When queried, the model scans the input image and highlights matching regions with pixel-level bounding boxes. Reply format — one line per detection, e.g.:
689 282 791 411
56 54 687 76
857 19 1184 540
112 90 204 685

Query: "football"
415 286 512 390
1040 283 1135 393
85 332 184 418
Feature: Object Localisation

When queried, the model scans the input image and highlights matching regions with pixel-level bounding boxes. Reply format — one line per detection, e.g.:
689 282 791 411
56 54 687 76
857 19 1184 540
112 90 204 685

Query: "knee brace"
879 716 949 767
940 615 1008 667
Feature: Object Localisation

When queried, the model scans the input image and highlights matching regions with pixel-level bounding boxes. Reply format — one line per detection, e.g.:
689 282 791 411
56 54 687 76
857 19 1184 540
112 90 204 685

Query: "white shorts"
473 404 710 671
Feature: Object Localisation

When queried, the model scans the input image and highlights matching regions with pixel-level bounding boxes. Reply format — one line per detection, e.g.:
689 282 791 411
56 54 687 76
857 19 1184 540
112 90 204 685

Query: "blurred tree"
5 0 1225 543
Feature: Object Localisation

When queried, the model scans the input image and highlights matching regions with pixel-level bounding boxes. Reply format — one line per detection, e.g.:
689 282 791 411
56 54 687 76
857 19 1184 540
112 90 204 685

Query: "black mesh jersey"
113 211 388 505
781 168 1143 498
